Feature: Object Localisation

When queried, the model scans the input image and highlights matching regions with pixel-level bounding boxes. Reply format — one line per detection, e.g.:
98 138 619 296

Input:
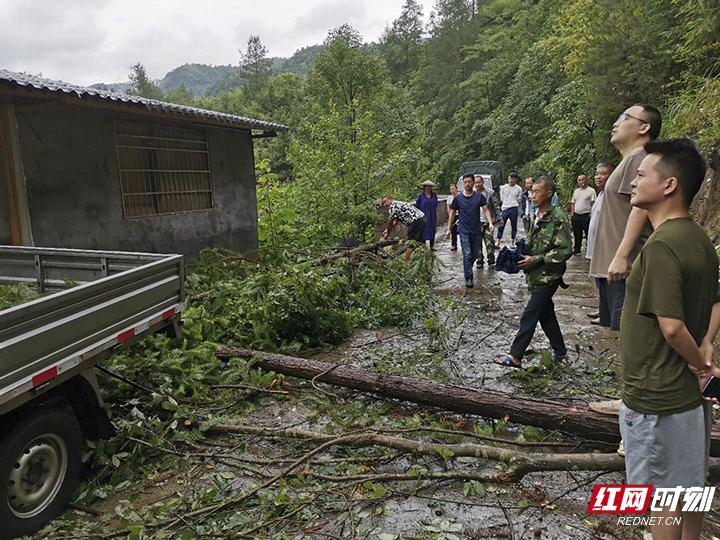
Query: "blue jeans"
459 233 483 280
497 207 519 241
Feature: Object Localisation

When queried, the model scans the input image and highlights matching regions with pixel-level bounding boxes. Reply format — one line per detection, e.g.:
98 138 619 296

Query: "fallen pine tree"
215 347 720 456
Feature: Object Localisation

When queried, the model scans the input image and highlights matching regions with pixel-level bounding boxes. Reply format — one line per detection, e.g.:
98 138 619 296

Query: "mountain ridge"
91 44 323 97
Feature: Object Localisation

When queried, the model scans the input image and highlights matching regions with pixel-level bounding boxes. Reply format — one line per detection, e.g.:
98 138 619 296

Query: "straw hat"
420 180 436 187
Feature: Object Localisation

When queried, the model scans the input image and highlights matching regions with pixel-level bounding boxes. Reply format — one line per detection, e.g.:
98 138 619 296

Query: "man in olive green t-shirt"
619 138 720 540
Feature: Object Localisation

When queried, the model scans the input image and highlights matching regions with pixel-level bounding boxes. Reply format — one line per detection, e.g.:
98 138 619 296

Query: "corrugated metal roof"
0 69 288 132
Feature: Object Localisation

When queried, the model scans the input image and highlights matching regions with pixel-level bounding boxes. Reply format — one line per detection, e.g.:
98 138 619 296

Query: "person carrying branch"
495 176 572 368
380 196 427 262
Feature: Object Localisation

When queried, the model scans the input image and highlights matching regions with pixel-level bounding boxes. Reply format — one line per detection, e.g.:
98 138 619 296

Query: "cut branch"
315 239 399 264
205 423 720 482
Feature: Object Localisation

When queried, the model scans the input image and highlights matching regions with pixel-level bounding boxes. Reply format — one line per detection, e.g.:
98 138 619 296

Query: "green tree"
164 83 193 105
126 63 164 100
380 0 424 83
240 35 272 94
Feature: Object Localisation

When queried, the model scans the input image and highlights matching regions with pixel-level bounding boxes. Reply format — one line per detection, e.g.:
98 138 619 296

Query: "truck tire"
0 407 83 539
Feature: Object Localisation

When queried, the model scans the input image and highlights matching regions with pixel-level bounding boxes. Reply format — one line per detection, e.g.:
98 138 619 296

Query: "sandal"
494 354 522 369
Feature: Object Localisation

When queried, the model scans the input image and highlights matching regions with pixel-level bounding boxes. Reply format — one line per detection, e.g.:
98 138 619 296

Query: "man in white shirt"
495 172 523 247
570 174 597 255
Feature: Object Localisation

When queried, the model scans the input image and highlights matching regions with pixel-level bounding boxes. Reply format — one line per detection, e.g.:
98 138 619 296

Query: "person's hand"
607 254 630 283
697 373 719 404
488 223 495 233
517 255 535 271
700 339 714 368
688 362 710 380
445 230 451 240
381 229 389 240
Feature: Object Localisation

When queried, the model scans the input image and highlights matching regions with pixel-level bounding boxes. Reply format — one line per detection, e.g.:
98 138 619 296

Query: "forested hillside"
124 0 720 247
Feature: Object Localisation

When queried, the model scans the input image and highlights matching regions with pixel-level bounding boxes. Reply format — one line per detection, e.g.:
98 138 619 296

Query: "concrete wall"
13 99 257 258
0 144 10 244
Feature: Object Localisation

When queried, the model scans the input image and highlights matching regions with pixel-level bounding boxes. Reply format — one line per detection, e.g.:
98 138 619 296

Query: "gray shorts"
619 402 711 488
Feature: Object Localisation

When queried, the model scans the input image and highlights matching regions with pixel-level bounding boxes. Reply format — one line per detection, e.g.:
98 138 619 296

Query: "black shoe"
476 260 484 268
465 278 474 288
488 259 495 266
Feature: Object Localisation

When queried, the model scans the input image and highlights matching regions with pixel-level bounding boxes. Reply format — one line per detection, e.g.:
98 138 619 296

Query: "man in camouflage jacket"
495 176 573 368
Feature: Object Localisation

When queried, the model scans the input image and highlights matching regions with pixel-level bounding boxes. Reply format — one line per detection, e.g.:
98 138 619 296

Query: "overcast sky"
0 0 436 86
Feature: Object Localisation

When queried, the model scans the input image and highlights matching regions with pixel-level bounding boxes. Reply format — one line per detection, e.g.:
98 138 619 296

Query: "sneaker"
488 258 495 266
590 317 602 325
588 399 621 416
476 261 484 268
450 246 458 251
617 438 625 457
586 312 600 319
465 278 474 288
551 351 568 362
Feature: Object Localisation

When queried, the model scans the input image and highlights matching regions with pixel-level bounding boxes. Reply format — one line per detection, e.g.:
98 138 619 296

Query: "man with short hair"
619 138 719 540
570 174 596 255
381 196 427 262
495 172 523 247
494 176 573 368
586 162 613 323
589 103 661 331
474 175 498 267
446 174 494 288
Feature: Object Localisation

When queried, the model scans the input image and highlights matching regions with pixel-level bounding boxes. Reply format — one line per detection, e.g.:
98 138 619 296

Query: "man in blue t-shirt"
446 174 495 288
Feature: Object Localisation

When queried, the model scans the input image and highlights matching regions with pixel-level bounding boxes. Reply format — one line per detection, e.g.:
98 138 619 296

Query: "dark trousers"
522 215 530 233
459 233 483 280
597 278 626 331
510 282 567 359
571 213 591 254
450 222 458 248
497 207 518 241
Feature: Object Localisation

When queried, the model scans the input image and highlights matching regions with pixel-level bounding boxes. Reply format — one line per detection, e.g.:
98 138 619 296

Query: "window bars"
115 121 213 218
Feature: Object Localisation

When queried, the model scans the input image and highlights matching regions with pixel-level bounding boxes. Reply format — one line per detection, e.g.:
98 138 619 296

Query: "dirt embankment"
696 156 720 243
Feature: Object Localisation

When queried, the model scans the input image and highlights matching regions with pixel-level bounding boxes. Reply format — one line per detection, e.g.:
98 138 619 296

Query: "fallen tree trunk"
215 348 720 456
206 423 720 482
206 423 623 481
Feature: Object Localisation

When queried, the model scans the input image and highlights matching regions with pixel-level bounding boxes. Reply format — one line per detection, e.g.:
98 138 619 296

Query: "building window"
115 121 213 218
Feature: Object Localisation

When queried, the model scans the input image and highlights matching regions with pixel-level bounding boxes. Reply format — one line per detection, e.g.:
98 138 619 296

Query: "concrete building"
0 69 287 257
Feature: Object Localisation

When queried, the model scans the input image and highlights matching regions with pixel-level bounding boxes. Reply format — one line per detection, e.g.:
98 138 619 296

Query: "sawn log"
215 347 720 456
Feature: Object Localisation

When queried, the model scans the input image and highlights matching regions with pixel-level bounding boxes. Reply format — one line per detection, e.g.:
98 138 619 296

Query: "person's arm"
382 216 397 238
608 206 650 282
570 201 575 218
483 206 494 232
701 301 720 377
657 317 710 377
445 209 457 239
519 217 572 270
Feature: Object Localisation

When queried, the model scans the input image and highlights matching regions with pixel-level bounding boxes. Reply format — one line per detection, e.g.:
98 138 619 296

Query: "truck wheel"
0 408 83 538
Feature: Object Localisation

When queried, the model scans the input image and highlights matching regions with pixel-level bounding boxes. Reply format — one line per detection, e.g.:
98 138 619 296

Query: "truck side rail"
0 246 185 405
